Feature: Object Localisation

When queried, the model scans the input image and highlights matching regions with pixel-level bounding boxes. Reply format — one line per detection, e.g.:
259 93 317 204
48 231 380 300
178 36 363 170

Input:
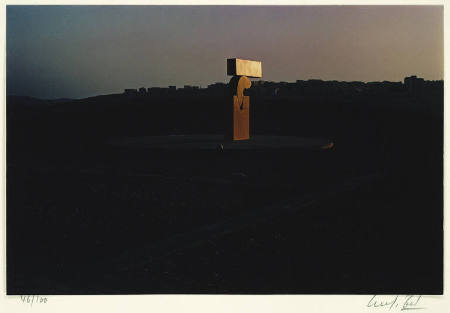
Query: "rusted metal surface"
232 95 250 140
227 58 262 78
226 58 262 141
229 75 251 108
226 76 252 140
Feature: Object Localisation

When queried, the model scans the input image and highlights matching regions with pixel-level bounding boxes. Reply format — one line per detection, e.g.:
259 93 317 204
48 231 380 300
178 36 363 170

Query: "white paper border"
0 1 448 312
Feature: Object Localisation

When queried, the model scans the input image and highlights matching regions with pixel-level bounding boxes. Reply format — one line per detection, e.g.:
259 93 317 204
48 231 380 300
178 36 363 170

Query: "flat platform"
107 135 334 151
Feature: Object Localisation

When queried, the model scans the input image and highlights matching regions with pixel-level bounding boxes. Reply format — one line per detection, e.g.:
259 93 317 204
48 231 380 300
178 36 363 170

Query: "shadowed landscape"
7 78 443 294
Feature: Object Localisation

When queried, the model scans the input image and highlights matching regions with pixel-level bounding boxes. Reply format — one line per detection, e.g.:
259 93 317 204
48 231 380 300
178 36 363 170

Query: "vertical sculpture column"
226 58 262 141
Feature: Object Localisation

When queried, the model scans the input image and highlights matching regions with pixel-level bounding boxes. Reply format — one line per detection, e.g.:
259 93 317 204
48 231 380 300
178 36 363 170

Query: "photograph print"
5 5 444 294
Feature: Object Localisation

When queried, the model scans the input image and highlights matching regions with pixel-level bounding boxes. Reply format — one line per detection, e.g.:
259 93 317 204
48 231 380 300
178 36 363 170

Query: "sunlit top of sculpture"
227 58 262 78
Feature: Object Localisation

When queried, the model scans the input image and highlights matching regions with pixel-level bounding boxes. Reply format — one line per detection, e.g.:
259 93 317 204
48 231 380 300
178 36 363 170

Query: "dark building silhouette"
148 87 170 96
206 82 227 95
124 88 138 95
123 77 442 100
404 75 425 95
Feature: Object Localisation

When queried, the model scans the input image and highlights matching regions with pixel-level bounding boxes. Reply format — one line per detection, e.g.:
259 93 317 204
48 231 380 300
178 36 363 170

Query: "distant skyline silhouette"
6 5 443 99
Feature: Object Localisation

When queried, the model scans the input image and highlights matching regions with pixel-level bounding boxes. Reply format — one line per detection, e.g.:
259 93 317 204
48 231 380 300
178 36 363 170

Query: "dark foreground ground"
6 91 443 294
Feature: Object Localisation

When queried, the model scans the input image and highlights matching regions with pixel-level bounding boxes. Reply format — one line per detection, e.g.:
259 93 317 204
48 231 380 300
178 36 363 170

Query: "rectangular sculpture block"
232 95 250 140
227 58 262 78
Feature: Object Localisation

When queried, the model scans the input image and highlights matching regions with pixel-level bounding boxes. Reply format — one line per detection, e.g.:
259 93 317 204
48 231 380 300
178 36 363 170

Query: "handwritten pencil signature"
367 295 424 311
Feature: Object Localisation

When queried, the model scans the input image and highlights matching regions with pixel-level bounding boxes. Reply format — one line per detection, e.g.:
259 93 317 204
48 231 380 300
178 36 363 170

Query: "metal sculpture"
226 58 262 141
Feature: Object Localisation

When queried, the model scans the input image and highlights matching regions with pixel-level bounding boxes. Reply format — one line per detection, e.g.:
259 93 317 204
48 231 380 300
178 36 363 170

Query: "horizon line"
7 76 444 101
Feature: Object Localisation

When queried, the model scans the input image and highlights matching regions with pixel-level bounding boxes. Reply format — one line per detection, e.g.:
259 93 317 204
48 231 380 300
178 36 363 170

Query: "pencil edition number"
20 295 48 306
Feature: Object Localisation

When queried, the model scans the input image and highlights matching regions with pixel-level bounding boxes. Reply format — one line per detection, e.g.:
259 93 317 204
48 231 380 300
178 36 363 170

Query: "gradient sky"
6 5 443 99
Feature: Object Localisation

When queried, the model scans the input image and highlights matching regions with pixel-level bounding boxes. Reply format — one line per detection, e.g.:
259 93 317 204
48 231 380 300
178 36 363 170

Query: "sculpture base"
108 134 333 151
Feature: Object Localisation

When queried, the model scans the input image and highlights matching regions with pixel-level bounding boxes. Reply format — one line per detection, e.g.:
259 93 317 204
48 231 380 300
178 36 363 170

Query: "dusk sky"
6 5 443 99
